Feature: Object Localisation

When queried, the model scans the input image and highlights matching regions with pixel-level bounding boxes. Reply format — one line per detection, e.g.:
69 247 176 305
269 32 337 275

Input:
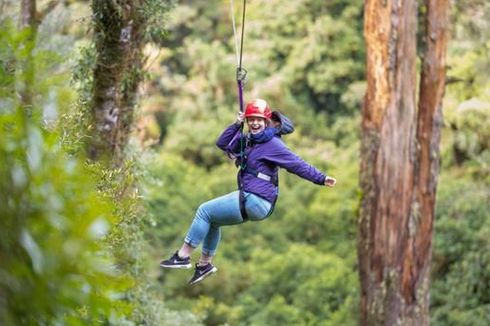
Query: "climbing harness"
236 144 278 220
242 165 278 186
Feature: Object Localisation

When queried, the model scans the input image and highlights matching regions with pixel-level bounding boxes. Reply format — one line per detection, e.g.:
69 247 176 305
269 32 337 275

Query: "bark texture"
359 0 448 325
88 0 145 162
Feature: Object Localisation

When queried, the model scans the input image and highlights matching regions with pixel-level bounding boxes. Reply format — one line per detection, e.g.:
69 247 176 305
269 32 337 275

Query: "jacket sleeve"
264 140 326 185
216 123 242 154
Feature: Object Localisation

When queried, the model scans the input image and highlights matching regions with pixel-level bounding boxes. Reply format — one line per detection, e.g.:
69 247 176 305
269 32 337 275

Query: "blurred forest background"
0 0 489 325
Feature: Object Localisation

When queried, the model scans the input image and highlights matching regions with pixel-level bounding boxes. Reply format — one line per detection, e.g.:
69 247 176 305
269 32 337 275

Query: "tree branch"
37 0 60 22
0 1 5 20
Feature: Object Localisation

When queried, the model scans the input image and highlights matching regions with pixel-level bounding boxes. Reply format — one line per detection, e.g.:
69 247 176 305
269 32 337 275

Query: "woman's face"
246 117 266 134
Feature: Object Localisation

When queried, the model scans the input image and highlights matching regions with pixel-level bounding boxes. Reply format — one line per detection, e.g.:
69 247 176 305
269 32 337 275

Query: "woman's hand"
324 176 337 187
236 112 245 124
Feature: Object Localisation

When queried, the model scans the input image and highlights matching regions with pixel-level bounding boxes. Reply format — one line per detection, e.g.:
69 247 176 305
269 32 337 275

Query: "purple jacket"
216 123 327 203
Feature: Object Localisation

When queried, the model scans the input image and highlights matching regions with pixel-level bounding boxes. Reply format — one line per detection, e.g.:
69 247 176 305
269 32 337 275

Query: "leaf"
20 229 44 274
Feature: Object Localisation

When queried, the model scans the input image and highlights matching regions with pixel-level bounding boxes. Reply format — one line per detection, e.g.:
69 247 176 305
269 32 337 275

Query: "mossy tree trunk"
359 0 449 325
88 0 145 162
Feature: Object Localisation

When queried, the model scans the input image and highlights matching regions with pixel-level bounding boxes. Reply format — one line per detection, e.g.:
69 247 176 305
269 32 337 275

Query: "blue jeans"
184 191 272 256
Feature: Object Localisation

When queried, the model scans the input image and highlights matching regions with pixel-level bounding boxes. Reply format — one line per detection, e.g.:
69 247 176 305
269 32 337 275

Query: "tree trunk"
19 0 37 29
88 0 144 162
18 0 37 108
18 0 60 109
409 0 448 320
359 0 448 325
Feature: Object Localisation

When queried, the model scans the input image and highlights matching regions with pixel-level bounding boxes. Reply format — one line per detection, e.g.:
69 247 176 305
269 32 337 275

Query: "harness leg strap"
239 190 249 221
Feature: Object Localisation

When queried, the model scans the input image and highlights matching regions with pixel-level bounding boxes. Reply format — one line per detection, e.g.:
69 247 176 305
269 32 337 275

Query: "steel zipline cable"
230 0 247 113
230 0 248 169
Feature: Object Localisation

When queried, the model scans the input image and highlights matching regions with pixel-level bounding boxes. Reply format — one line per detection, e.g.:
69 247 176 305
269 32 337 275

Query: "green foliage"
149 0 365 164
66 0 202 322
2 0 489 325
430 3 490 322
1 9 200 325
144 140 359 325
63 44 97 156
443 102 490 178
248 0 365 114
101 153 202 325
443 0 490 178
431 175 490 326
143 1 489 325
243 245 358 326
0 20 127 325
140 0 177 43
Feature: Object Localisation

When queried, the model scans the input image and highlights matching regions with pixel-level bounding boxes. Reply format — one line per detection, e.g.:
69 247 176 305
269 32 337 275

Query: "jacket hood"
271 111 295 135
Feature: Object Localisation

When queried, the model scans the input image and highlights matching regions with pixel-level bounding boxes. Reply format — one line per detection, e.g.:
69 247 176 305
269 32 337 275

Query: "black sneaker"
160 251 192 269
188 263 218 285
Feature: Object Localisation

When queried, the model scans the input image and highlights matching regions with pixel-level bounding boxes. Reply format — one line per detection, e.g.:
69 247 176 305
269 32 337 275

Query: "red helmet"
244 99 272 119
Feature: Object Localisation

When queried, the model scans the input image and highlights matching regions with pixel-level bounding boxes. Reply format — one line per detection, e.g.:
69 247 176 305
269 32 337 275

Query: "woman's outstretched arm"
265 139 336 187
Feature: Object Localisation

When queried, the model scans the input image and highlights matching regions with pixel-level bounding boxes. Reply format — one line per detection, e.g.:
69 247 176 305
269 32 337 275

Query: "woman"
160 98 336 285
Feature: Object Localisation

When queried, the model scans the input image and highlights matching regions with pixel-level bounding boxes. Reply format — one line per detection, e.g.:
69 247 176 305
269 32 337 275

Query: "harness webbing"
236 147 279 221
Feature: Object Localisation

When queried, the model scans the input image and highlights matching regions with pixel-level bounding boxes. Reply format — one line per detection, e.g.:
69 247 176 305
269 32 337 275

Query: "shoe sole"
160 263 192 269
188 267 218 285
